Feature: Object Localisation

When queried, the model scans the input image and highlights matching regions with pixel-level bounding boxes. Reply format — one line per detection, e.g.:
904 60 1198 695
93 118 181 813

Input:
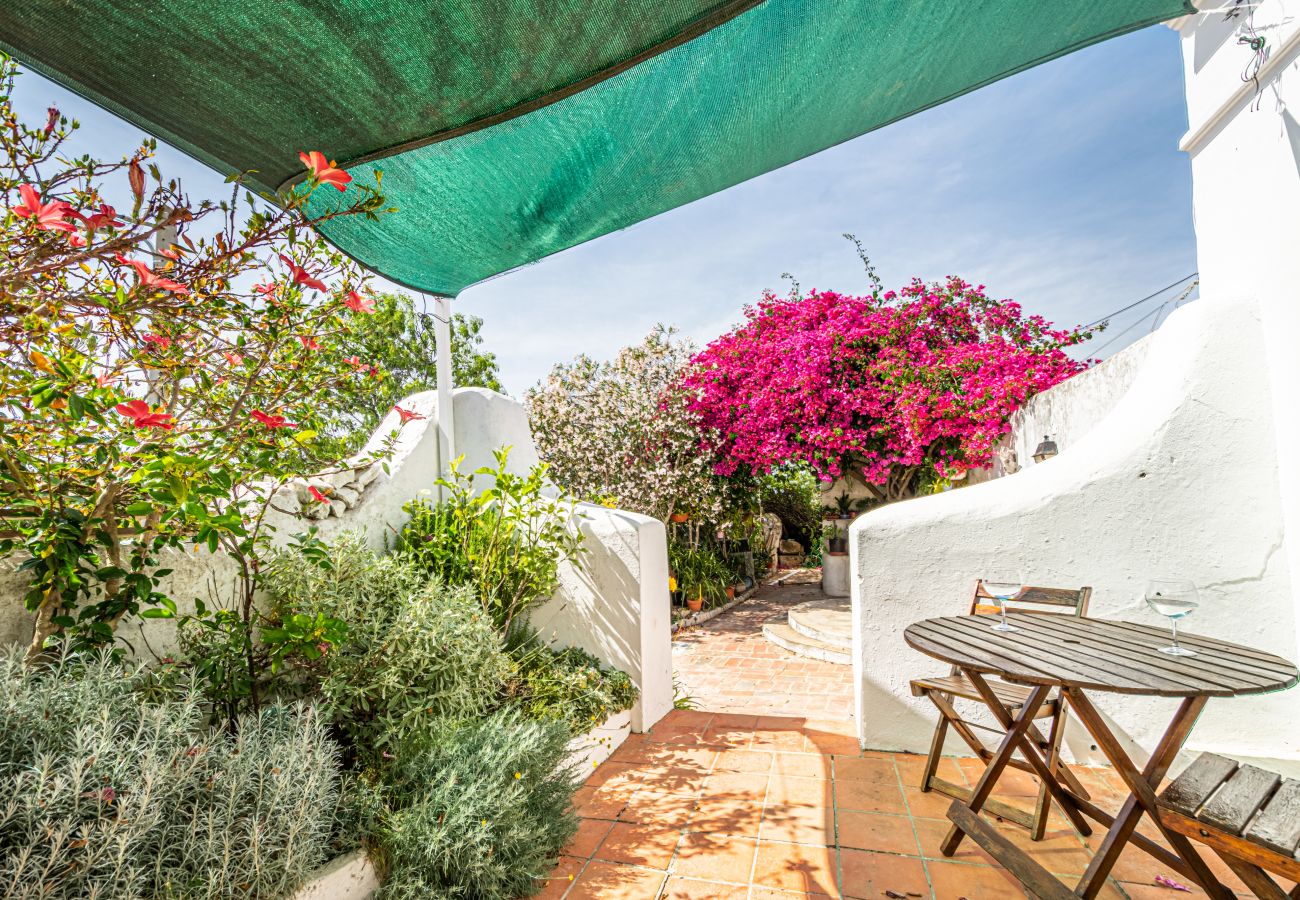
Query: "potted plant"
670 510 690 523
834 491 854 520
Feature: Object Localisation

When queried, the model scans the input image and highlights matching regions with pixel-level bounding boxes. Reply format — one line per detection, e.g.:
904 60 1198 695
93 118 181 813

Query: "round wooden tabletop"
904 613 1299 698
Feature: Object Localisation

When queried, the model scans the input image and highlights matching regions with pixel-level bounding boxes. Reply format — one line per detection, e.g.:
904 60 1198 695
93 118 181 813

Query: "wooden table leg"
940 680 1052 856
1065 689 1233 900
963 671 1093 837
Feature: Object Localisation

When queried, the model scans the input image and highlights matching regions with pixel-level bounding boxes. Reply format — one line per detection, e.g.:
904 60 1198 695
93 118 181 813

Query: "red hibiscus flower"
278 254 327 293
393 405 426 424
115 399 174 430
298 336 322 351
299 150 352 192
114 253 189 295
308 485 329 503
67 233 86 248
250 409 297 429
82 203 123 230
11 184 76 232
343 290 375 314
254 282 277 295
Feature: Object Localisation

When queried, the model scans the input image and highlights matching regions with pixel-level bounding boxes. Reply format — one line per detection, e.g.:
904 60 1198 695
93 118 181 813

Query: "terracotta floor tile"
773 753 832 779
839 849 930 899
768 775 835 808
618 789 700 827
804 733 862 756
749 888 837 899
900 785 961 819
897 753 969 790
834 755 899 784
567 860 668 899
690 797 765 837
911 818 1000 866
574 784 632 820
565 818 616 859
701 771 770 803
752 840 840 894
656 767 713 795
584 761 647 793
665 710 717 729
835 777 908 814
835 809 920 855
673 832 758 883
660 876 749 899
714 749 774 773
712 713 759 729
992 823 1093 876
758 804 836 846
532 854 585 900
594 821 683 869
924 860 1027 900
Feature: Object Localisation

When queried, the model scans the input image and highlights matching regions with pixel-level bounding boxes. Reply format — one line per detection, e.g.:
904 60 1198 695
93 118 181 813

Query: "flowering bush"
0 59 410 661
526 325 729 521
683 277 1091 500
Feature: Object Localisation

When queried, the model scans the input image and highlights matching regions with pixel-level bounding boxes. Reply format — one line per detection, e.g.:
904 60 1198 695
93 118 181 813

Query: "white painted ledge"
291 850 379 900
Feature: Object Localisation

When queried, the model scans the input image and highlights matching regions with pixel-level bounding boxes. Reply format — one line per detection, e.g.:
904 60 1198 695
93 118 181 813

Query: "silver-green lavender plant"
0 647 341 899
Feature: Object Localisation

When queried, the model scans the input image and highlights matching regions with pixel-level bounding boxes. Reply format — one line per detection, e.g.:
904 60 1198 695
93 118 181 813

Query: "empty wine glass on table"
981 581 1023 633
1143 579 1200 656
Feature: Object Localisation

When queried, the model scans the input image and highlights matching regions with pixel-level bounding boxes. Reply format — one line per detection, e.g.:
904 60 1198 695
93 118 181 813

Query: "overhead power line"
1083 272 1199 330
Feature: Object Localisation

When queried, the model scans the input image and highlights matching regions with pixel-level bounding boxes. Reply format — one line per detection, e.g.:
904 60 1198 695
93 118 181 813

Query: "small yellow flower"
668 577 678 592
514 771 522 779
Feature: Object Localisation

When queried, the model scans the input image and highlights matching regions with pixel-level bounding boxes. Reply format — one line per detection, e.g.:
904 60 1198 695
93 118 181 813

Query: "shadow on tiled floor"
536 578 1276 899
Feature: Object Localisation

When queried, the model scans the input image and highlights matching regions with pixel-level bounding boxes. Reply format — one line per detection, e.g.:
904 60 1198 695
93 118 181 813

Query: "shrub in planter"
0 648 340 899
262 533 512 765
396 448 584 637
504 628 638 734
377 708 579 900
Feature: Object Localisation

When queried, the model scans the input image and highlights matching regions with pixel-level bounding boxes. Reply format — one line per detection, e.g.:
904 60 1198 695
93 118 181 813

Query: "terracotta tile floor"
536 577 1271 899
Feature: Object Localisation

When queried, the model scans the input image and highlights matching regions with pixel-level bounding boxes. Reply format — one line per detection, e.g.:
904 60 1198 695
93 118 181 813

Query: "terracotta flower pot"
670 512 689 523
686 596 704 612
725 586 736 600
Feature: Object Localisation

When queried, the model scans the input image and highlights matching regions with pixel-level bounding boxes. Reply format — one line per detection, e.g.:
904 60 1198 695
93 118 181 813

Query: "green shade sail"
1 0 1191 297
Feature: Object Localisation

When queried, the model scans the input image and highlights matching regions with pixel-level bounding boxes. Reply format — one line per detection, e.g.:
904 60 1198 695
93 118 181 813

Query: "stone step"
762 622 852 665
787 598 852 649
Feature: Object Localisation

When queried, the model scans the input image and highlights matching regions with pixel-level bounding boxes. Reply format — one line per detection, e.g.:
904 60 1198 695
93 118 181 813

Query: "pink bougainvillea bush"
682 277 1093 501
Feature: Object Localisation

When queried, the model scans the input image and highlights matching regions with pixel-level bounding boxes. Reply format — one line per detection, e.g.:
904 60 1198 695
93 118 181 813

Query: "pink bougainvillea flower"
11 184 76 232
141 333 172 351
308 485 329 503
343 290 375 314
278 253 327 292
254 282 277 295
298 335 322 351
367 365 381 379
44 106 58 137
393 405 426 424
344 355 366 368
250 409 297 429
115 399 174 430
221 350 244 366
82 203 123 230
1154 875 1190 893
114 253 189 294
299 150 352 192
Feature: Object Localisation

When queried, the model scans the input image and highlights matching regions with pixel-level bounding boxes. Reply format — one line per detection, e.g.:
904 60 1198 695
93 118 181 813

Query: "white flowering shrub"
526 325 728 521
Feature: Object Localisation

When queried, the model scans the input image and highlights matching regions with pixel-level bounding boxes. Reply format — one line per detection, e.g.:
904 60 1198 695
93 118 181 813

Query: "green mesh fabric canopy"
1 0 1190 296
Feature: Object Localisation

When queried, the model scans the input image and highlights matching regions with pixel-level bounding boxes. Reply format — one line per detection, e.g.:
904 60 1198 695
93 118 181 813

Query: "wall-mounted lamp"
1032 435 1059 464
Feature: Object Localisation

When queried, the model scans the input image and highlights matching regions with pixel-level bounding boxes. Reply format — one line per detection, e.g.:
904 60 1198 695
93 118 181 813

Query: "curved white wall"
852 294 1296 763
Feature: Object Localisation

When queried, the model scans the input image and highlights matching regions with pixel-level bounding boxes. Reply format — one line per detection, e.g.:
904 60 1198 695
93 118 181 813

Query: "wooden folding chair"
910 581 1093 840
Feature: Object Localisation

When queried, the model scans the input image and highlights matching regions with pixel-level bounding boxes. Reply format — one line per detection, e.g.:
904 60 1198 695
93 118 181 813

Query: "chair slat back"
970 581 1092 618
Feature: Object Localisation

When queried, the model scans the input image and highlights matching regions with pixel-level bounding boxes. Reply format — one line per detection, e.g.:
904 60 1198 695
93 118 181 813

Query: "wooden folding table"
904 613 1298 899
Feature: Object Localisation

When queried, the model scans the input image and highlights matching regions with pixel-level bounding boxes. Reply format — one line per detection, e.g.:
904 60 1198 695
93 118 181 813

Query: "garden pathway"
538 576 1275 899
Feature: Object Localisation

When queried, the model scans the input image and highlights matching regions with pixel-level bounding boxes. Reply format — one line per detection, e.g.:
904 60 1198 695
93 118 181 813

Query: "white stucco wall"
1 388 671 733
852 1 1300 766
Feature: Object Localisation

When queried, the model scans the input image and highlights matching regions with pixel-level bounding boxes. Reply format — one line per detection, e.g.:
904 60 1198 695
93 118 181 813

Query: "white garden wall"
851 1 1300 767
0 387 672 734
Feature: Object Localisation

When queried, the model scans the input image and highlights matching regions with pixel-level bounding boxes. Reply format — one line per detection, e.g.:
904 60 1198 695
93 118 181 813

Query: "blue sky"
10 23 1197 396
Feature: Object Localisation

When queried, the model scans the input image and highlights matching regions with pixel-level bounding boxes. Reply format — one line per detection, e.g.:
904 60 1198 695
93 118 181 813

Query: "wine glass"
981 581 1023 633
1143 579 1200 656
